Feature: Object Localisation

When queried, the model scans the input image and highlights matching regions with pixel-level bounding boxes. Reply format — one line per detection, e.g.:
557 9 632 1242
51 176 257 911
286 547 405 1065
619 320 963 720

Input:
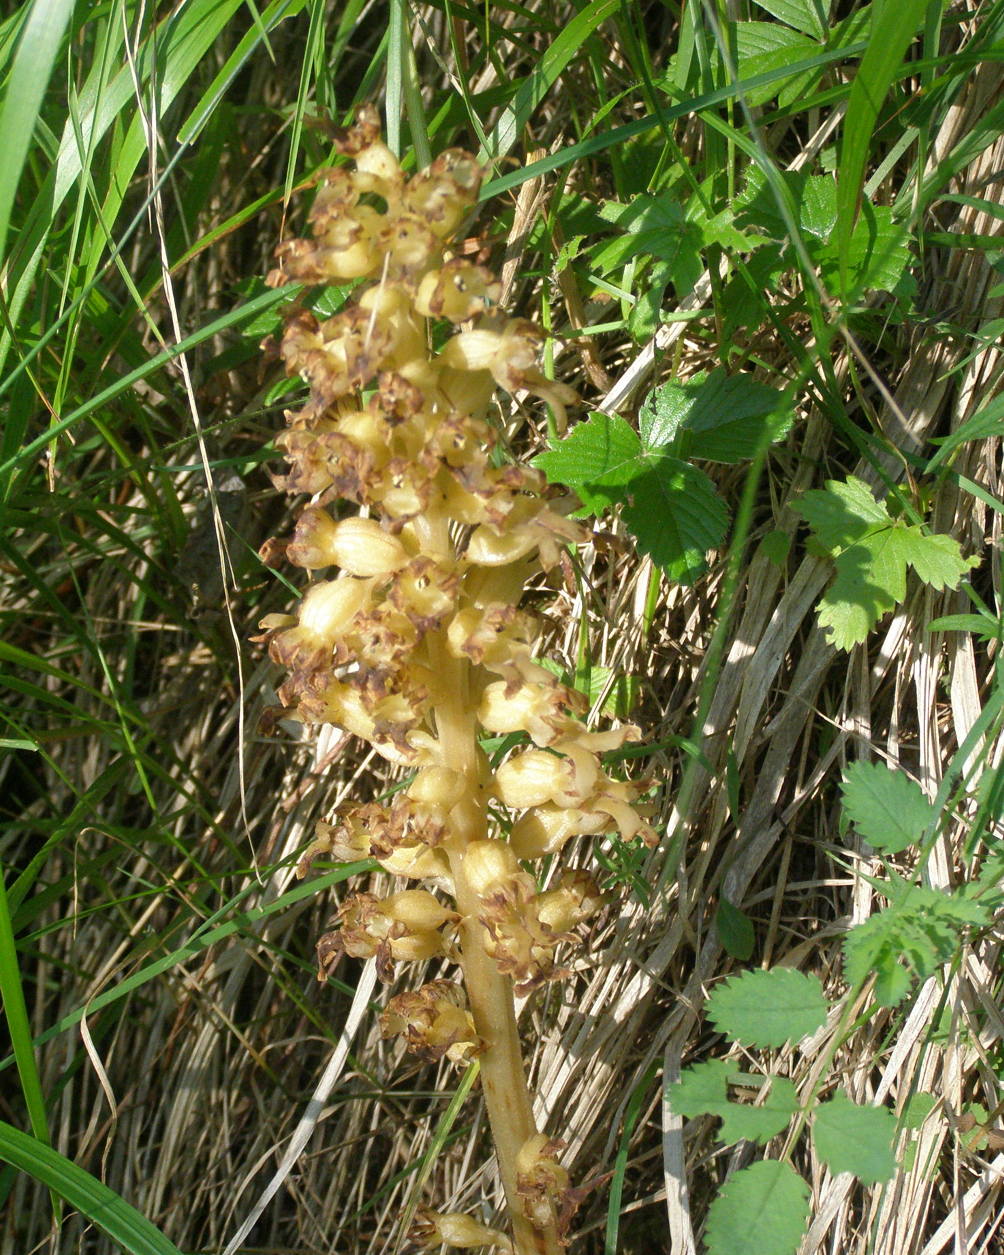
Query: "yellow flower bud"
462 840 519 896
496 743 602 809
409 1207 512 1251
297 577 371 642
408 766 465 809
382 889 456 931
325 516 410 577
465 523 539 567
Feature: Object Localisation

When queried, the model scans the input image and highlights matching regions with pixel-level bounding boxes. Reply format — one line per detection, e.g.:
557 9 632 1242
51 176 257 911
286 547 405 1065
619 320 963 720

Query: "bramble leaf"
641 368 793 464
843 877 990 1006
841 762 936 853
666 1061 799 1145
812 1091 896 1183
707 968 829 1047
704 1160 810 1255
621 455 728 583
532 412 640 513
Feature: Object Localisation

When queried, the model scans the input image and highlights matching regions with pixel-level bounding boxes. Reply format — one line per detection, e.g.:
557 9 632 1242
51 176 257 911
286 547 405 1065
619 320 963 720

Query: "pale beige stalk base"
431 637 563 1255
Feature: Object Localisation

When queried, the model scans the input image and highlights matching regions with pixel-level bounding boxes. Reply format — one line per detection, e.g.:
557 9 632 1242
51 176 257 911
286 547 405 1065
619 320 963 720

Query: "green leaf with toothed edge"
666 1060 799 1145
841 762 936 853
707 968 829 1047
704 1160 810 1255
812 1092 896 1183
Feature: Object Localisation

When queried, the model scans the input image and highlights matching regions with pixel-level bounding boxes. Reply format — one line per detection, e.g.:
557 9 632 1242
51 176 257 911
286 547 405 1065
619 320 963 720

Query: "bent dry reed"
259 106 655 1254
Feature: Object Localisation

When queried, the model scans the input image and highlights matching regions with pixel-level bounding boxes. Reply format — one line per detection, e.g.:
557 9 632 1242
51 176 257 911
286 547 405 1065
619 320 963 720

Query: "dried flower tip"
515 1135 581 1237
415 259 500 322
404 149 482 237
408 1207 513 1251
323 890 453 981
380 980 481 1065
297 816 369 878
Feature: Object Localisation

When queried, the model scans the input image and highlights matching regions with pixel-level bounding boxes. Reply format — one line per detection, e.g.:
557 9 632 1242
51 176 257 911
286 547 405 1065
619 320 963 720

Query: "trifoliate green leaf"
667 1061 799 1145
812 1091 896 1183
841 762 936 853
795 477 978 650
704 1160 810 1255
795 475 888 553
707 968 829 1048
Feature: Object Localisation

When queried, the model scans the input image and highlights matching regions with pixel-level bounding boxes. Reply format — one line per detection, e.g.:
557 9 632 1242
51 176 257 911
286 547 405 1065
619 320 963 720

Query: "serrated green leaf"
622 455 728 584
717 895 755 960
667 1059 732 1116
901 1092 937 1130
640 368 792 463
752 0 827 39
841 763 936 853
704 1160 810 1255
707 968 829 1048
817 203 913 294
843 881 990 1006
844 912 913 1005
890 526 980 590
719 1077 799 1145
734 22 819 108
592 194 688 268
533 412 641 512
813 1091 896 1183
668 1061 799 1145
816 534 900 649
795 475 889 553
797 479 976 649
797 176 838 239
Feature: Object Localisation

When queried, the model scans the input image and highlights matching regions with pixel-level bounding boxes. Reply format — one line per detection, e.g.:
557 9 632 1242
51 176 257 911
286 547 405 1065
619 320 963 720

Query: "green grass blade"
0 870 49 1146
0 0 74 263
0 1119 185 1255
481 39 866 199
481 0 620 163
834 0 928 288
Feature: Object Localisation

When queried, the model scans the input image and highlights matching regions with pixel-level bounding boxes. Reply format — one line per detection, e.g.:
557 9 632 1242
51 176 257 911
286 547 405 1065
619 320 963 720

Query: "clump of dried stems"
259 106 655 1253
